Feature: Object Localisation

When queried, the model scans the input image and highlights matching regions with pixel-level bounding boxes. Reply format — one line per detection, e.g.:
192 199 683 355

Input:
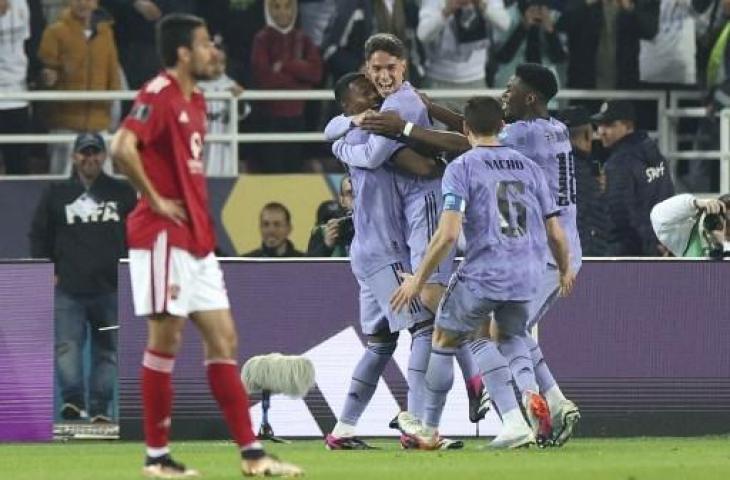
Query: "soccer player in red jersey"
110 14 302 478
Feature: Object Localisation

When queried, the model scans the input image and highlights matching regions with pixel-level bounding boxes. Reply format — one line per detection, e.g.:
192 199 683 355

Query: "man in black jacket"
557 106 616 256
29 132 136 422
593 100 674 256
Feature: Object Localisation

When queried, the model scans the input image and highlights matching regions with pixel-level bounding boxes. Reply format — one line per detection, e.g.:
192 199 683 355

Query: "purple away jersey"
499 118 582 270
442 145 559 301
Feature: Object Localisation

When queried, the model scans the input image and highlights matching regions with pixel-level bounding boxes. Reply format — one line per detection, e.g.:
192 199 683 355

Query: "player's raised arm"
361 111 471 153
331 121 403 169
110 128 188 225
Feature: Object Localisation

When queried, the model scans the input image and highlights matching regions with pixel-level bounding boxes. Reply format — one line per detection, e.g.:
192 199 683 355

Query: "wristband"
403 122 414 137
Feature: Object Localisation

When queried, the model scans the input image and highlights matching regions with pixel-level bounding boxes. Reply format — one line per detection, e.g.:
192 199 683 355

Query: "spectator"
101 1 194 89
686 0 730 192
0 0 32 174
418 0 509 112
490 0 566 88
321 0 420 83
251 0 323 173
298 0 336 47
29 132 136 422
307 176 354 257
639 0 701 87
651 193 730 257
198 44 247 176
592 100 675 256
38 0 121 174
243 202 305 257
557 106 616 256
558 0 660 90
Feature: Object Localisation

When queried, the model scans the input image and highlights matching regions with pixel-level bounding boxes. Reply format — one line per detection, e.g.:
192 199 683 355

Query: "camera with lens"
317 200 355 248
336 215 355 246
702 213 727 259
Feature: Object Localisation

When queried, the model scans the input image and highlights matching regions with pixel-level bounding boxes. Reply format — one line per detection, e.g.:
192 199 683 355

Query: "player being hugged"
110 13 301 478
390 97 575 450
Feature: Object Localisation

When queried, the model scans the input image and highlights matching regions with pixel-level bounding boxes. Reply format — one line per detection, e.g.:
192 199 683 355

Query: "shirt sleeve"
121 87 167 147
324 115 353 141
533 163 559 218
499 122 531 157
331 131 403 169
442 159 469 212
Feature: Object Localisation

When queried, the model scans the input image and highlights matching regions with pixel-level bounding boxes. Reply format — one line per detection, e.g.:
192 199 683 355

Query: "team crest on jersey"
179 111 190 123
130 104 151 122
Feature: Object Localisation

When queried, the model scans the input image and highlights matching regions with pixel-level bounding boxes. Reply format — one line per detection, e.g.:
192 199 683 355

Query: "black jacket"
242 240 305 258
29 173 137 294
574 149 615 256
604 131 675 256
558 0 659 89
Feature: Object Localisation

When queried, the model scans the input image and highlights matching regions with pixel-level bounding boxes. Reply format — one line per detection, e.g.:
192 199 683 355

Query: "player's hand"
695 198 726 215
351 109 377 127
539 6 555 33
360 111 407 136
230 83 245 97
558 270 576 297
150 196 188 226
323 219 340 248
134 0 162 21
390 273 421 313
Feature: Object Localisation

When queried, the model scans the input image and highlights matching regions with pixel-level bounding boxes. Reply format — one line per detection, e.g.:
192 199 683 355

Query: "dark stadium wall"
116 260 730 439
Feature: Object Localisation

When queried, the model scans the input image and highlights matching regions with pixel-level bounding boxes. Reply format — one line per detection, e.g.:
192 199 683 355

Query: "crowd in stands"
0 0 729 178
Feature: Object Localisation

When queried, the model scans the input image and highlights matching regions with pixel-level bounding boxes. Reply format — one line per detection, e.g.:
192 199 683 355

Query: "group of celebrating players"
109 11 583 479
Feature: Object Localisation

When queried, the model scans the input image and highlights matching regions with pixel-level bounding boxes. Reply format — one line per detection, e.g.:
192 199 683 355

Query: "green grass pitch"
2 437 729 479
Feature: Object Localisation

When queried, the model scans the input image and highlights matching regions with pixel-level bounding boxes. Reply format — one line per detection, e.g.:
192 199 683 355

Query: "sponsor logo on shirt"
646 164 666 183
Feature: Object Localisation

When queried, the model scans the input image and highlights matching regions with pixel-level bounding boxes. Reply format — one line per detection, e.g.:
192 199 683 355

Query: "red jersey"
122 72 216 256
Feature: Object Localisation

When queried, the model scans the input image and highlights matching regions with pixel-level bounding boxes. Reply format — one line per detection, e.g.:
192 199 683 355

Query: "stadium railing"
0 89 726 193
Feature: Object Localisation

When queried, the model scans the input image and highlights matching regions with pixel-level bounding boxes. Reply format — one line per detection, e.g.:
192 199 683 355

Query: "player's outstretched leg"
524 334 580 446
326 340 396 450
471 338 535 449
455 343 489 422
192 310 302 477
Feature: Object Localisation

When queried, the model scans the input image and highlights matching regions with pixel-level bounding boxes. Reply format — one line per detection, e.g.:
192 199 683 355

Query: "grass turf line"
1 437 729 480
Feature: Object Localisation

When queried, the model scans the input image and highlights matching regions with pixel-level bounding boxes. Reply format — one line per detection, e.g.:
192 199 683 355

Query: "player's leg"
54 289 88 419
406 320 432 421
129 245 201 478
326 277 394 450
410 192 485 423
524 265 580 446
87 292 117 422
189 254 301 476
495 302 551 446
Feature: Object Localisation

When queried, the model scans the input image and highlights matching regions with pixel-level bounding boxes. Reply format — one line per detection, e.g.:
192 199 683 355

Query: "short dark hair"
464 97 504 136
364 33 405 60
515 63 558 102
261 202 292 224
156 13 207 68
334 72 366 105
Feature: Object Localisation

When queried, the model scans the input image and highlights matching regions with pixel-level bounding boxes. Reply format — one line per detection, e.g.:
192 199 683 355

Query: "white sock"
242 441 263 451
332 421 356 438
502 407 528 430
146 446 170 458
544 385 566 409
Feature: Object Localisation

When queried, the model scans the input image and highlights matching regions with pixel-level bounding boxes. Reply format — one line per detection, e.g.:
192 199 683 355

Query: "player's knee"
367 329 399 354
205 332 238 360
367 340 397 356
432 327 462 348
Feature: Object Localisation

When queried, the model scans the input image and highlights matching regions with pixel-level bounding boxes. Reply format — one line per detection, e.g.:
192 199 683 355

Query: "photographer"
307 176 354 257
651 194 730 258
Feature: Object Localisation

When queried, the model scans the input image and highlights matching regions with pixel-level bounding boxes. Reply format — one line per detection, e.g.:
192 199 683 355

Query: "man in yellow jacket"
39 0 121 174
